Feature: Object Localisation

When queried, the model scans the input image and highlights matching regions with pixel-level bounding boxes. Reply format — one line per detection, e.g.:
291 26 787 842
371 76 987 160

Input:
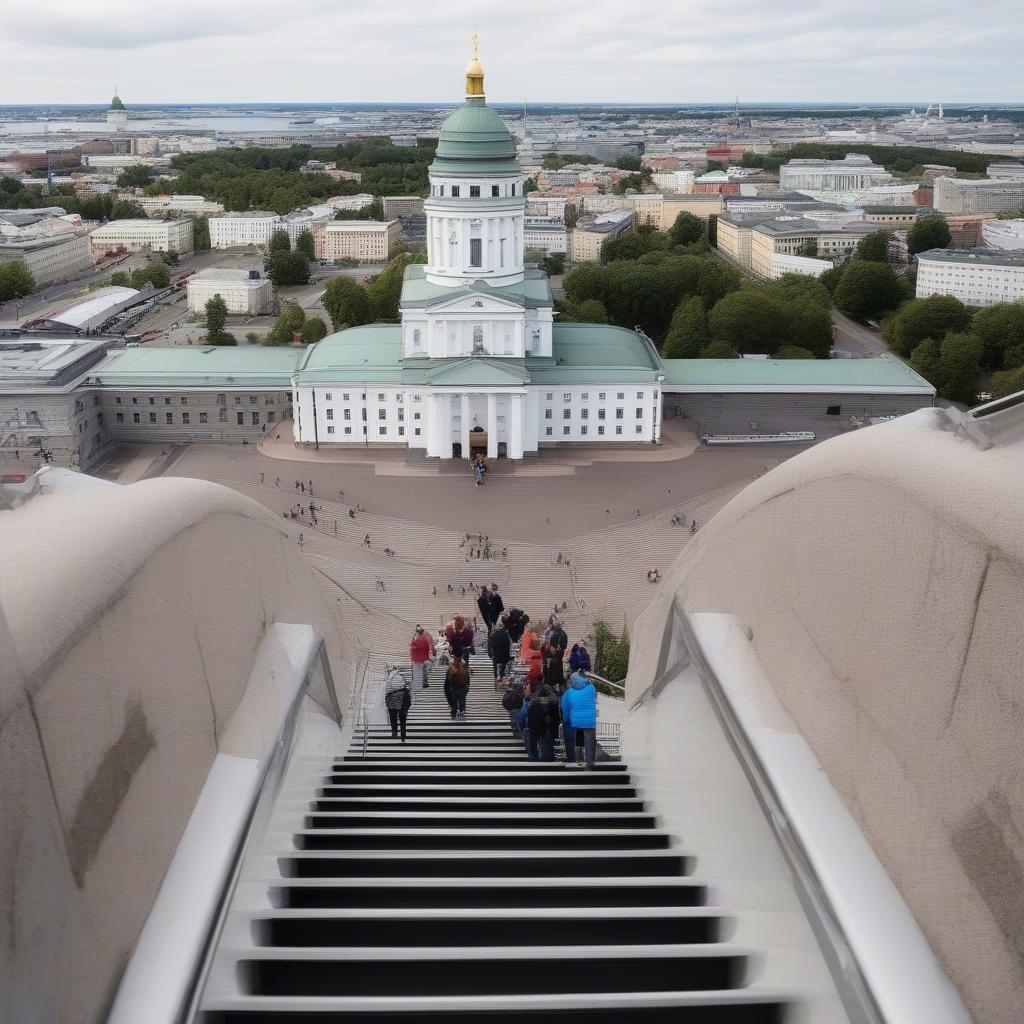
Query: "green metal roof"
86 345 306 389
426 358 530 386
662 357 935 394
297 324 404 383
400 265 552 310
431 98 519 174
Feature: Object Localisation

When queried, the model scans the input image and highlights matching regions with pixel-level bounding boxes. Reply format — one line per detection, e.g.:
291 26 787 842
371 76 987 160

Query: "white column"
460 393 471 459
437 393 453 458
509 393 524 460
487 393 498 458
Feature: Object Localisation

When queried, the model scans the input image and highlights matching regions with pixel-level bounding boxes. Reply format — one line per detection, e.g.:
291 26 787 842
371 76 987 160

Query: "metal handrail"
586 671 625 694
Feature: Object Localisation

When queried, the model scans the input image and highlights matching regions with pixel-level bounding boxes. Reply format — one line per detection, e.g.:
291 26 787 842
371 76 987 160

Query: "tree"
109 271 131 287
855 230 892 263
245 331 260 344
936 331 984 404
883 294 971 356
564 262 606 307
574 299 608 324
668 211 704 247
615 155 642 171
267 228 291 259
524 248 546 265
208 332 237 346
601 231 666 263
564 204 579 229
970 302 1024 371
367 254 412 320
267 250 310 287
161 249 180 266
796 240 819 258
116 165 154 188
819 266 843 294
708 284 832 357
192 215 211 251
907 213 951 255
613 173 644 194
593 620 630 684
295 229 316 261
991 364 1024 398
301 315 328 342
909 337 941 386
775 345 817 359
542 252 565 276
130 262 171 290
833 260 902 321
110 199 146 220
701 340 740 358
266 301 306 345
662 296 706 358
323 276 371 330
204 294 228 338
0 261 35 302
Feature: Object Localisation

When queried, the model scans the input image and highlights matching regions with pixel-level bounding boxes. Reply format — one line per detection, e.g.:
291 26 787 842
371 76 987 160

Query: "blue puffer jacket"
564 671 597 728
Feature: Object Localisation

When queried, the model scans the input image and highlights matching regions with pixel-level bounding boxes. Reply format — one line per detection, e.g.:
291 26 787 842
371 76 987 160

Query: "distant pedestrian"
260 472 264 484
275 477 280 487
298 533 304 548
349 508 356 519
409 625 435 691
384 667 411 741
300 482 305 494
488 615 511 681
444 656 471 720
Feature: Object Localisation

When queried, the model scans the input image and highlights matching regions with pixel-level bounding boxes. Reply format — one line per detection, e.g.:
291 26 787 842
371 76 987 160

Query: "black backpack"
501 682 525 711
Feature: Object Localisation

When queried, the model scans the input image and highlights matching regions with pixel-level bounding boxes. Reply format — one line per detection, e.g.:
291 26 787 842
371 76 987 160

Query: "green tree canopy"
192 215 210 251
991 364 1024 398
855 230 892 263
708 281 832 357
818 266 843 293
662 295 707 358
668 211 704 247
564 261 607 307
701 339 740 358
833 260 903 321
601 230 666 263
574 299 608 324
542 252 565 276
129 262 170 290
775 345 817 359
266 301 306 345
301 315 328 342
323 276 372 331
883 294 971 356
935 331 984 404
110 199 147 220
907 213 952 255
116 165 155 189
294 229 316 261
367 254 412 320
615 155 642 171
0 261 35 302
593 620 630 684
909 337 941 386
109 271 131 287
969 302 1024 371
204 294 229 341
266 250 310 287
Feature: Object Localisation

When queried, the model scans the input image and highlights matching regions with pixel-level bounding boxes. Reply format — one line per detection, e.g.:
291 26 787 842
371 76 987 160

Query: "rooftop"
662 356 935 395
0 337 112 391
91 219 190 232
190 269 267 286
86 345 307 389
916 248 1024 267
49 287 140 329
400 264 552 310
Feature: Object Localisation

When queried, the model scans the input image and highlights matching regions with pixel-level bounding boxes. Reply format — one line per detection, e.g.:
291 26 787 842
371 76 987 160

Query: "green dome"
110 95 125 110
432 99 519 173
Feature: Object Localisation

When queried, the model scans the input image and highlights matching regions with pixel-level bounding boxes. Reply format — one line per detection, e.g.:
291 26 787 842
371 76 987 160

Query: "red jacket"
410 632 435 663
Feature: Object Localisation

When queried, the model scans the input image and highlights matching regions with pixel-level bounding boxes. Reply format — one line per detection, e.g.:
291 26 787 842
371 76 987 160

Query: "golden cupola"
465 33 485 98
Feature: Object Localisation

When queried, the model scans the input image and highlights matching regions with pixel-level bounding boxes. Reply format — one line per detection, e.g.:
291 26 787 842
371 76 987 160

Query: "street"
831 308 891 358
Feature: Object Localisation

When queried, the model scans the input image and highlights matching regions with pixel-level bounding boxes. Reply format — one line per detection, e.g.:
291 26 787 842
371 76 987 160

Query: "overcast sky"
1 0 1021 106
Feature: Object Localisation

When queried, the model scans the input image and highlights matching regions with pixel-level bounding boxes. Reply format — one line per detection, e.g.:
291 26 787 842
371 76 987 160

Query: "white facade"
209 213 281 248
981 219 1024 251
325 194 374 211
916 250 1024 308
186 270 273 315
281 205 335 244
780 154 893 192
523 218 568 256
89 219 193 256
769 252 834 279
313 221 401 262
652 170 696 193
136 195 225 216
0 231 90 286
934 177 1024 215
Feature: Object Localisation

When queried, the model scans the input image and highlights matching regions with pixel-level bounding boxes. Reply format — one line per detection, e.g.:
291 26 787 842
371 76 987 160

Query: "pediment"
425 289 526 315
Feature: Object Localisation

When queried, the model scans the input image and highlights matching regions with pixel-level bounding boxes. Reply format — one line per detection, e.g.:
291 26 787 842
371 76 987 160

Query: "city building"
135 194 225 217
312 220 402 262
523 217 568 257
0 337 114 469
986 162 1024 180
383 196 426 218
916 249 1024 308
934 176 1024 215
749 217 876 278
982 219 1024 250
281 204 335 244
324 194 375 212
780 154 893 192
42 286 145 333
106 90 129 131
209 212 281 248
89 218 193 257
862 205 921 227
0 229 91 286
944 214 995 248
525 194 570 219
569 210 634 263
186 269 274 315
632 193 723 230
652 169 696 193
292 46 663 459
769 252 833 279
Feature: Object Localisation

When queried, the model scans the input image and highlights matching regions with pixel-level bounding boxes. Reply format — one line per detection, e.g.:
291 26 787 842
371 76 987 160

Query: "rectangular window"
237 412 244 425
826 404 841 416
451 186 460 198
581 393 589 400
637 392 644 399
563 426 570 435
545 409 552 419
344 426 352 435
414 427 421 436
379 427 386 436
378 393 385 401
397 408 404 421
398 426 405 436
546 393 554 400
116 412 124 423
249 396 257 405
326 409 334 420
545 426 553 436
164 397 171 405
166 413 173 424
470 185 480 198
134 413 141 423
234 396 241 405
326 425 335 434
491 185 500 197
598 425 605 435
182 412 190 424
325 392 332 401
469 238 482 267
581 409 589 420
636 408 643 419
219 408 227 423
344 409 351 420
563 409 570 420
343 393 350 401
616 425 623 435
598 409 606 420
115 396 122 405
199 412 208 424
180 396 187 405
564 393 571 401
414 412 421 420
251 412 259 425
616 408 624 419
378 409 386 420
598 392 606 400
617 392 624 399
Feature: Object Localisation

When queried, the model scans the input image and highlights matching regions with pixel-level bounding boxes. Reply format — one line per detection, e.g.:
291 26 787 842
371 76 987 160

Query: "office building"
135 194 225 216
383 196 426 218
89 218 193 257
186 269 274 315
916 249 1024 307
570 210 634 263
934 177 1024 215
313 220 402 262
780 154 893 192
981 219 1024 251
749 217 876 278
209 213 282 248
0 229 90 286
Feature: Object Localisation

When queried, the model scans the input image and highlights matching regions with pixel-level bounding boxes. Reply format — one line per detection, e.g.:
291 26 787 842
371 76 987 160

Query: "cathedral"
292 43 665 459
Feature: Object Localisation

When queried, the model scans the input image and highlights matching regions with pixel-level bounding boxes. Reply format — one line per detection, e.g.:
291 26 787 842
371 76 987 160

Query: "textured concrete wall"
647 409 1024 1022
0 477 353 1024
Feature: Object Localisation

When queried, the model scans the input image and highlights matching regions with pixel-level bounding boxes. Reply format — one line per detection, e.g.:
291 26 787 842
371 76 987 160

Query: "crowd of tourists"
385 588 600 767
